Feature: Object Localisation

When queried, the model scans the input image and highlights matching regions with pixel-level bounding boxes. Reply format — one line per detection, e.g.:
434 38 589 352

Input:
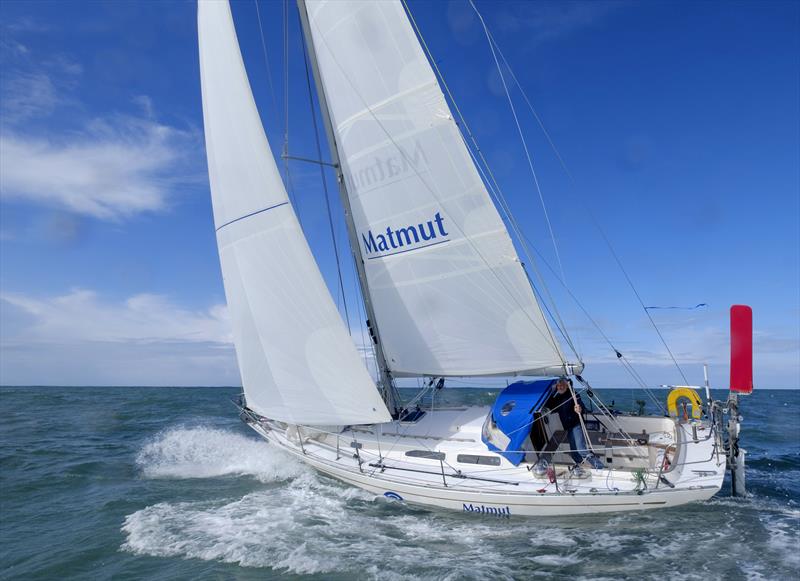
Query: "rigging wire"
393 2 576 369
463 136 581 362
253 0 300 222
598 228 690 385
468 2 690 390
468 0 568 290
253 0 281 130
400 0 580 364
282 0 291 187
518 227 666 412
306 21 570 371
299 32 351 331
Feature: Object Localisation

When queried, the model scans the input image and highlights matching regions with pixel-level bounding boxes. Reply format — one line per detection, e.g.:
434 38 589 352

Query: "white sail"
198 0 390 425
303 0 568 377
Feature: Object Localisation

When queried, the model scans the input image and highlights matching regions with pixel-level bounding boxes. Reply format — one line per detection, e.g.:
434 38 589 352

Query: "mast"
296 0 398 414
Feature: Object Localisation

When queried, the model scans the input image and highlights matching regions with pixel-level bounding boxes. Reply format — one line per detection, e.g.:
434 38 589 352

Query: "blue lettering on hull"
361 212 450 259
462 503 511 518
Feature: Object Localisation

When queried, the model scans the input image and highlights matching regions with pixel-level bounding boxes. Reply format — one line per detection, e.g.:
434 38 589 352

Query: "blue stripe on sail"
367 238 451 260
215 201 289 232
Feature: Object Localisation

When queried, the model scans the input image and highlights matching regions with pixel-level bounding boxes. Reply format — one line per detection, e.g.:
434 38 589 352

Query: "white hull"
243 406 725 517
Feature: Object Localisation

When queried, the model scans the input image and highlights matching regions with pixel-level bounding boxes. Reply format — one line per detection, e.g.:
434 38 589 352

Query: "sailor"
533 378 604 477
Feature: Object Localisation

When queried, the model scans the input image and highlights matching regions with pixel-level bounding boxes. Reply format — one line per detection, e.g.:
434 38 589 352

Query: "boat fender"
667 387 703 420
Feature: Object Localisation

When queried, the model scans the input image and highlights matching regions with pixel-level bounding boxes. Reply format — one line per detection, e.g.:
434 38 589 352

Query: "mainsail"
198 0 390 425
301 0 570 377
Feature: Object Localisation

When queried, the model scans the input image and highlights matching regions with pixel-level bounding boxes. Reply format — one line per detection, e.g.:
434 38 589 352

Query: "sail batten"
199 0 390 425
304 0 567 377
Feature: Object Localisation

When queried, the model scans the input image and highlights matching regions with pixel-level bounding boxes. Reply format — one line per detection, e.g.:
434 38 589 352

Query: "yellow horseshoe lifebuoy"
667 387 703 419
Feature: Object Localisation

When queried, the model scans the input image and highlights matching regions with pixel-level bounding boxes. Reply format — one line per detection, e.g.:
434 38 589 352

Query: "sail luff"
297 0 398 412
198 0 390 425
303 0 570 378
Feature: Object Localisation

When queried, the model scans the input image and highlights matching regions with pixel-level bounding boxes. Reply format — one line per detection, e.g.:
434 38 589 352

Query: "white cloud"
0 290 239 386
0 116 199 219
574 311 799 389
2 289 231 345
0 33 203 220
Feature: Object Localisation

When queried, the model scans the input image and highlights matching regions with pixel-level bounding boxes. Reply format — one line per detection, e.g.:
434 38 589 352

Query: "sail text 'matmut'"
361 212 449 258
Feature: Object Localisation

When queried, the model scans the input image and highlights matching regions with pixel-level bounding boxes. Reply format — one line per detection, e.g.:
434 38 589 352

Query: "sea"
1 386 797 580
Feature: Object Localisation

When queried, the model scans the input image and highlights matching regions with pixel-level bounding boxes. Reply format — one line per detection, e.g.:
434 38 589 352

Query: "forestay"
303 0 568 377
198 0 390 425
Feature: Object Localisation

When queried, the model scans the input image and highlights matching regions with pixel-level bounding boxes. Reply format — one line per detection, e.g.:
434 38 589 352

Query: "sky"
0 0 797 389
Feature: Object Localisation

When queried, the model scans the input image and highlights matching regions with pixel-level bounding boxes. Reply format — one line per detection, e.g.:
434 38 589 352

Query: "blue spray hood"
482 379 556 465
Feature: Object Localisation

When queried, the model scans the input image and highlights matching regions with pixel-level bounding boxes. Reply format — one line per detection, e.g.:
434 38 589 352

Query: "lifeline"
361 211 449 256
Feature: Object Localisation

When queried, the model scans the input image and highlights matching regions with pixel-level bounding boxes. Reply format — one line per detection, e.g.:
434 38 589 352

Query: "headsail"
198 0 390 425
301 0 570 377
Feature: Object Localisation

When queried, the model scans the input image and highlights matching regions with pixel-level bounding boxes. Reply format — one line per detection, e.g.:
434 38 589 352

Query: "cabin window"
457 454 501 466
405 450 445 461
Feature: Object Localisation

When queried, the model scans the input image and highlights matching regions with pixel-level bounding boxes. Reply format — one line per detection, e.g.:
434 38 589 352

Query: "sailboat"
197 0 750 516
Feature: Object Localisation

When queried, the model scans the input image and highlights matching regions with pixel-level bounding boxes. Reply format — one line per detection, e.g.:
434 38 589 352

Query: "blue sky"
0 0 797 389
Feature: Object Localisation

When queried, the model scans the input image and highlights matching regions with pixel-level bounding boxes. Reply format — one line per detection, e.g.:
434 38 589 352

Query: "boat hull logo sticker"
384 491 404 501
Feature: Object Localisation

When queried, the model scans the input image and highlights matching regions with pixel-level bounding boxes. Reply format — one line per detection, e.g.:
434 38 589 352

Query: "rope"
253 0 300 224
306 14 569 368
267 412 713 488
299 33 351 331
597 227 690 386
253 0 281 129
468 0 567 289
478 14 690 389
462 135 581 363
282 0 289 184
463 6 692 395
401 0 580 364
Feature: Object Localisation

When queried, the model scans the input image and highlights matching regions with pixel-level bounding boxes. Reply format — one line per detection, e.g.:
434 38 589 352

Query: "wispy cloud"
450 1 626 49
574 309 799 388
0 116 199 219
492 1 626 45
0 30 203 221
0 290 238 386
0 71 58 122
2 289 231 345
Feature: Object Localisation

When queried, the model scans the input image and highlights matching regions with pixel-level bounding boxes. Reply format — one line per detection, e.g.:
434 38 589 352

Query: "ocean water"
1 386 797 580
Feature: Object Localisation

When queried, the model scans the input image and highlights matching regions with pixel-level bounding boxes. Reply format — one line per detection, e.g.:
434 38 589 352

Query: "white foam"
762 516 800 569
528 554 580 566
122 473 525 577
123 429 800 577
135 426 306 482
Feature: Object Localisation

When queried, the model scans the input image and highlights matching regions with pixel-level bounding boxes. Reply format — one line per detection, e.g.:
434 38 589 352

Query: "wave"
120 474 777 579
747 454 800 471
123 428 800 578
122 473 566 578
135 426 306 483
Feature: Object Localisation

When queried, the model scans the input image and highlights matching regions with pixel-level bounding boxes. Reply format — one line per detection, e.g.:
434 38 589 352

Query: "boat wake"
136 426 306 483
122 427 799 578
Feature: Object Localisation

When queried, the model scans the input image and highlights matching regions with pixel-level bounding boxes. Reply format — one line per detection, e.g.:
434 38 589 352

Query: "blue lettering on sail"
361 212 450 259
